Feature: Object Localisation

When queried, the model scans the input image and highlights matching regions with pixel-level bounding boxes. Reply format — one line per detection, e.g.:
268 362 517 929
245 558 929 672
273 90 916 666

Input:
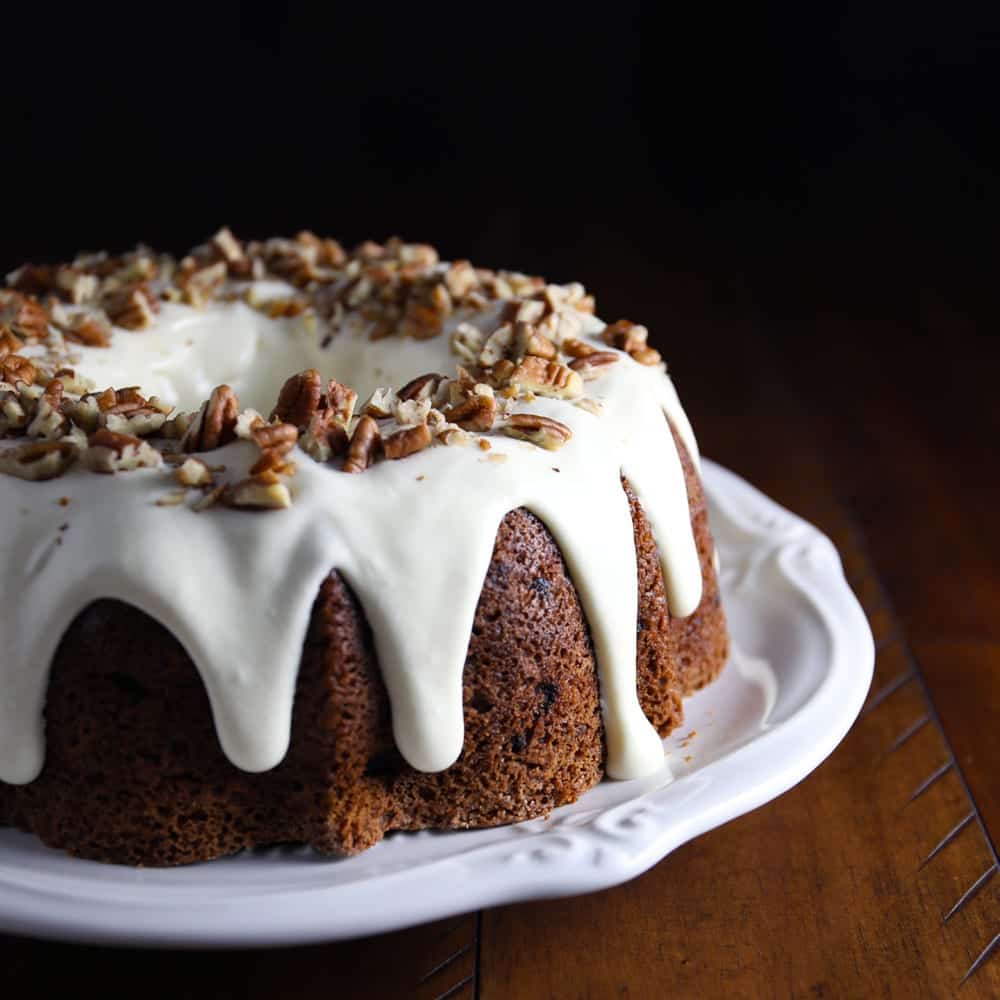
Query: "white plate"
0 461 874 947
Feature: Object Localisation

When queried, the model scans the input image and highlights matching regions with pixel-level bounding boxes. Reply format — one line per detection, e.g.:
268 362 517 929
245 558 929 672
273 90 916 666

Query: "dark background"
5 2 999 348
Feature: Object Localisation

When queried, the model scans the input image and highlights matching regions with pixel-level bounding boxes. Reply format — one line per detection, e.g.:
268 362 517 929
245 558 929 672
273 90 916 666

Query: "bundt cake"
0 230 727 865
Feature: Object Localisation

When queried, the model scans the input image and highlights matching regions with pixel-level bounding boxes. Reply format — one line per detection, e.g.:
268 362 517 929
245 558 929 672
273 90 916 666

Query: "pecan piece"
568 351 620 380
0 439 77 480
447 393 496 432
175 457 213 487
271 369 322 428
600 319 648 354
4 294 49 340
509 356 583 399
398 372 444 403
514 323 557 361
300 410 349 463
251 421 298 456
503 413 573 450
343 415 381 474
55 267 99 304
1 354 37 386
383 423 432 460
249 446 297 481
62 313 112 348
104 283 158 330
325 379 357 428
84 428 163 473
177 261 227 308
229 479 292 509
630 346 663 366
181 385 240 452
0 325 24 359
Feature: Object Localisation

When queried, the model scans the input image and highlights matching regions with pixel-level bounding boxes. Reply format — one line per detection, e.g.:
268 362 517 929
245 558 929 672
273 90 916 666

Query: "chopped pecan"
271 369 321 428
325 379 357 428
62 313 112 348
560 337 595 359
630 345 663 366
503 413 572 450
175 457 213 487
514 323 557 361
568 351 620 379
363 386 398 420
447 393 496 432
181 385 239 452
398 301 444 340
251 421 298 456
383 423 432 460
249 446 297 481
478 324 514 366
342 415 381 473
600 319 648 354
300 410 349 462
398 372 444 403
211 226 245 266
0 439 77 480
6 265 54 297
234 408 266 440
3 295 49 341
0 325 24 359
450 322 484 364
443 260 478 300
229 478 292 509
103 408 167 437
104 283 158 330
509 356 583 399
55 267 99 304
84 428 163 473
1 355 37 386
177 261 227 308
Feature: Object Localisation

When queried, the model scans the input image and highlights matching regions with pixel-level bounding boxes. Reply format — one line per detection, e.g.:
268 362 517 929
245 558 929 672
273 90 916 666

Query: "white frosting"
0 295 703 785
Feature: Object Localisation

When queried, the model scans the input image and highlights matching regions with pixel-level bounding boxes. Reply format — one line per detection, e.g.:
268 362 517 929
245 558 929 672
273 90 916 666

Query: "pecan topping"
560 337 595 359
398 372 444 403
271 369 321 428
104 283 158 330
447 393 496 432
177 260 227 308
2 294 49 340
0 326 24 359
599 319 661 364
325 379 357 428
503 413 572 451
84 428 163 473
509 356 583 400
62 313 112 348
0 439 77 481
55 267 99 305
181 385 239 452
343 415 381 474
1 355 37 386
300 410 350 463
514 323 557 361
383 423 432 460
249 446 297 482
229 479 292 510
175 457 213 487
251 421 298 456
568 351 620 379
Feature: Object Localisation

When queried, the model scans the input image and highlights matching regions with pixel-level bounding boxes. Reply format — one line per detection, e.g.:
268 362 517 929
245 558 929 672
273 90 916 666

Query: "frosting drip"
0 298 702 785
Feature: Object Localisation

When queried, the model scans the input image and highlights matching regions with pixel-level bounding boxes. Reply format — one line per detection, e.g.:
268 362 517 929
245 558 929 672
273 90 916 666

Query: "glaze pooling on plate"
0 290 703 785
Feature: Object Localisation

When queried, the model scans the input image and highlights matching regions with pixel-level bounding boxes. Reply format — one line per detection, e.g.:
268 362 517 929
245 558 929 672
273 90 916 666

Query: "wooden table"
2 261 998 997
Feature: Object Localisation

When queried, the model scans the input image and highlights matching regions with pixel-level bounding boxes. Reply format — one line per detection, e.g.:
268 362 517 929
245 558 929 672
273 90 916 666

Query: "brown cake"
0 231 727 865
